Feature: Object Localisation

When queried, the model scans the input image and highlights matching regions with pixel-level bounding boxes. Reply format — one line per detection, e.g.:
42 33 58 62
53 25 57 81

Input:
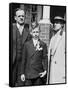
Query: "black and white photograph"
9 2 66 87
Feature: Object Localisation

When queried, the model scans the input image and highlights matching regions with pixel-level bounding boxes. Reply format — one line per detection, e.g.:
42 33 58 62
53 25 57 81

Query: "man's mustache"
35 35 38 37
20 18 23 21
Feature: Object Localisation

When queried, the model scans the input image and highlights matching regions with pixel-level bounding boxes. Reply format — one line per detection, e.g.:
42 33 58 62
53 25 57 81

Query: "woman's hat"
52 16 66 24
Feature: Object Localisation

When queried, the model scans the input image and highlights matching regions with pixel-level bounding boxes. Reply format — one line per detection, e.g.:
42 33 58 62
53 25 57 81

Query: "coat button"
54 61 57 64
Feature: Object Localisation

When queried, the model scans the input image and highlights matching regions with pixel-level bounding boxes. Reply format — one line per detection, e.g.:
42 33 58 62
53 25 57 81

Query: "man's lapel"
13 24 18 40
22 28 28 45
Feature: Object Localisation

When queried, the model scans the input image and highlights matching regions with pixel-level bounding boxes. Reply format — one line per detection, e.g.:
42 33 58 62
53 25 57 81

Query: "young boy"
21 23 48 86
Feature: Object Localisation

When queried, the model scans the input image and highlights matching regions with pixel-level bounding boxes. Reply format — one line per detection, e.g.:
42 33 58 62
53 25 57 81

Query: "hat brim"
52 19 66 24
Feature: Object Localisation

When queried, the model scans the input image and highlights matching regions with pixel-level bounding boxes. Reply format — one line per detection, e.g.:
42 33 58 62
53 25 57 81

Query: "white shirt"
32 38 38 47
17 23 24 35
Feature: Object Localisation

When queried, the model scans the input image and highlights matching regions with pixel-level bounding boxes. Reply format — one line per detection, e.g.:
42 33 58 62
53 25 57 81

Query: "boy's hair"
30 24 40 32
30 21 41 32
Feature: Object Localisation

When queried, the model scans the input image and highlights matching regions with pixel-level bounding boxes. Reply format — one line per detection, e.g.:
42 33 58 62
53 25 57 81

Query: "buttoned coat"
21 39 48 79
48 30 65 84
13 23 31 64
12 23 31 86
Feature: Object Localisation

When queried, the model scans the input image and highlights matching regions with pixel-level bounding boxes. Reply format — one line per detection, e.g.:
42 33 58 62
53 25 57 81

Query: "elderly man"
11 8 31 86
48 16 66 84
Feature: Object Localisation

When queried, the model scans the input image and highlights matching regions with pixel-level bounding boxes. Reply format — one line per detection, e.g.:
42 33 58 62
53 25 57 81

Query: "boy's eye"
33 31 35 33
33 31 39 33
18 15 24 17
36 31 39 33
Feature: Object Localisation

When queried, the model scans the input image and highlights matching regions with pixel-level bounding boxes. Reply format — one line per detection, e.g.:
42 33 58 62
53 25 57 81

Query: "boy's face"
31 27 40 40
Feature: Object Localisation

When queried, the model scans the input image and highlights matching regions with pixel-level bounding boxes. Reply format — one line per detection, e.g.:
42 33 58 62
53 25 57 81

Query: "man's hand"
21 74 25 82
39 70 46 78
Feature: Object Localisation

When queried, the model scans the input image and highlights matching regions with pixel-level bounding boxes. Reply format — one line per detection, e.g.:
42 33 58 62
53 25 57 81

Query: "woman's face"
53 21 63 31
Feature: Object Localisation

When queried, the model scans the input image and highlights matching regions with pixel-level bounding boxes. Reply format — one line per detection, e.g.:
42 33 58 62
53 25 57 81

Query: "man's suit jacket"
21 39 48 79
13 23 31 65
12 23 31 86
